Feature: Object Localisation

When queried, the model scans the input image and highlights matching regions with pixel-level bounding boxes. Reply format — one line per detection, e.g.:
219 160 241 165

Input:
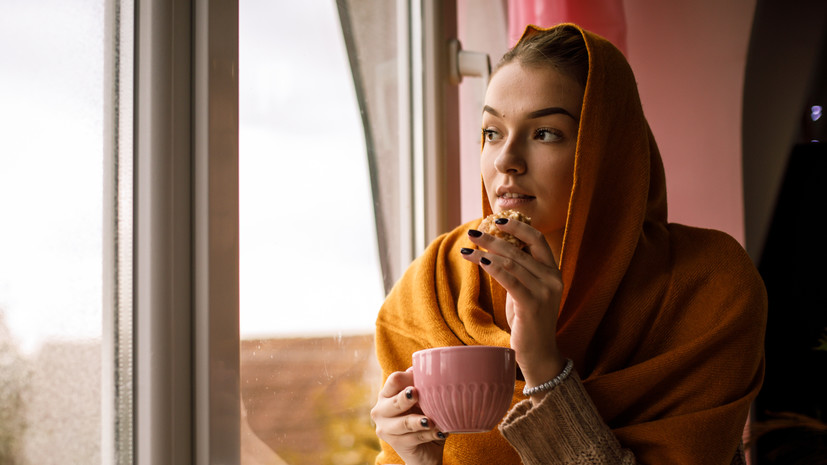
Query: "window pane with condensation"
0 1 104 464
239 0 389 464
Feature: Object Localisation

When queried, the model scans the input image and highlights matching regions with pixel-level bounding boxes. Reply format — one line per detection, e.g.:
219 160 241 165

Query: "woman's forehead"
484 63 584 120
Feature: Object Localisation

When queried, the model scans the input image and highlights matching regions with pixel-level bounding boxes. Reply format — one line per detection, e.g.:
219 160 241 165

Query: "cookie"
478 210 532 248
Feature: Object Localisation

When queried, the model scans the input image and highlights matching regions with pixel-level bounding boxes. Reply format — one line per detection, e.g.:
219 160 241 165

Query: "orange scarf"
375 24 766 465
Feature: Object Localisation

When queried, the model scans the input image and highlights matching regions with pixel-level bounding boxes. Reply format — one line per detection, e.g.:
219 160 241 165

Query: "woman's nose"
494 140 526 174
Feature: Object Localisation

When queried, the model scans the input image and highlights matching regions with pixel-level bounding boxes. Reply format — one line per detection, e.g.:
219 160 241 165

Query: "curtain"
507 0 627 54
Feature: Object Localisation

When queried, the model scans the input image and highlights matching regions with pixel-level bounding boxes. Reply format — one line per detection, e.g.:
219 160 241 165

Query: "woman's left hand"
460 219 566 392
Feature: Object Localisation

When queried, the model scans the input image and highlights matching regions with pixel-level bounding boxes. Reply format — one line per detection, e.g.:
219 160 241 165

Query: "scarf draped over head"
374 23 766 465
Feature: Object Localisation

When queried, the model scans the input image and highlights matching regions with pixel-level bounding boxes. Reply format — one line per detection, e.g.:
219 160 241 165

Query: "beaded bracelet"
522 358 574 396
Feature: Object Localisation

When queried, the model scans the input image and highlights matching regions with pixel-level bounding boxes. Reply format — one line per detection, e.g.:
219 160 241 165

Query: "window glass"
239 0 387 463
0 1 104 464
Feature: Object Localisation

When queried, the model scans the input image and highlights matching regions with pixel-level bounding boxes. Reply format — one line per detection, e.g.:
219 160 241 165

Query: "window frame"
107 0 240 463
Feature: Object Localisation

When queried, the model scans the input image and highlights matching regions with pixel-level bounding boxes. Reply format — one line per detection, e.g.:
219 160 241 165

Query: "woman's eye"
482 129 502 142
535 128 562 142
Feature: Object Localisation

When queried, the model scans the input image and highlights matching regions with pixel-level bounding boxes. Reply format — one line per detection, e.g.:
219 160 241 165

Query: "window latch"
448 39 491 95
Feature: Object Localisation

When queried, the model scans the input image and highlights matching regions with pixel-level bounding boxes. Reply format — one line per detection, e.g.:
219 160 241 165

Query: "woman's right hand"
371 369 446 465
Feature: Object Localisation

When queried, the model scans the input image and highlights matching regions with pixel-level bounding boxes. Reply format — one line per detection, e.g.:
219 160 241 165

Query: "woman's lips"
496 193 535 209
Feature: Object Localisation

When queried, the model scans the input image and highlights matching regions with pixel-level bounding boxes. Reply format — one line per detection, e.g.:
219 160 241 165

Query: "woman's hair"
496 25 589 88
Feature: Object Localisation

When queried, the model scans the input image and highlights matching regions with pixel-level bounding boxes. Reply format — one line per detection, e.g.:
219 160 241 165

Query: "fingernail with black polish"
420 418 429 428
480 257 491 265
460 247 473 255
494 218 509 225
468 229 482 238
405 387 413 399
437 431 446 439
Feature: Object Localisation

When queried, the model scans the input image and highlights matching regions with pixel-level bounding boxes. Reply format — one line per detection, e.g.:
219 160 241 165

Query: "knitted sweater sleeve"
499 371 636 465
499 371 749 465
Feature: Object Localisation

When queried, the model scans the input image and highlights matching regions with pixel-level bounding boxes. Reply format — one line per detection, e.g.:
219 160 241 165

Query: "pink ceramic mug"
412 345 516 433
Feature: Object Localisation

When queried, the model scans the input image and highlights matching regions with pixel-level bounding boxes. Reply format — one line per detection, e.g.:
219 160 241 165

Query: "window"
0 1 105 463
238 1 387 462
238 1 496 462
0 1 474 463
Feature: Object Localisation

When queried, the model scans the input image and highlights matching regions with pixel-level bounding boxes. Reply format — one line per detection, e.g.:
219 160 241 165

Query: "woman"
371 23 766 465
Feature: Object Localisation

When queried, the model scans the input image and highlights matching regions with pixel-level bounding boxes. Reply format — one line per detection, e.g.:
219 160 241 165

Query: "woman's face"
481 61 585 254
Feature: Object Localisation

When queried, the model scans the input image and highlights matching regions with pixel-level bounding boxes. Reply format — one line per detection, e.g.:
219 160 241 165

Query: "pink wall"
458 0 756 245
624 0 755 245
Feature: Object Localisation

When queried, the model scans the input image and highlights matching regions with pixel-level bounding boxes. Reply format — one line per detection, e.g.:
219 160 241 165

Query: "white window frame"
411 0 461 253
104 0 240 463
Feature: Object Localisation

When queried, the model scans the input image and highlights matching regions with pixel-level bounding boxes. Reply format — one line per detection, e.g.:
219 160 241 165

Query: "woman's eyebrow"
527 106 577 120
482 105 501 116
482 105 577 121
